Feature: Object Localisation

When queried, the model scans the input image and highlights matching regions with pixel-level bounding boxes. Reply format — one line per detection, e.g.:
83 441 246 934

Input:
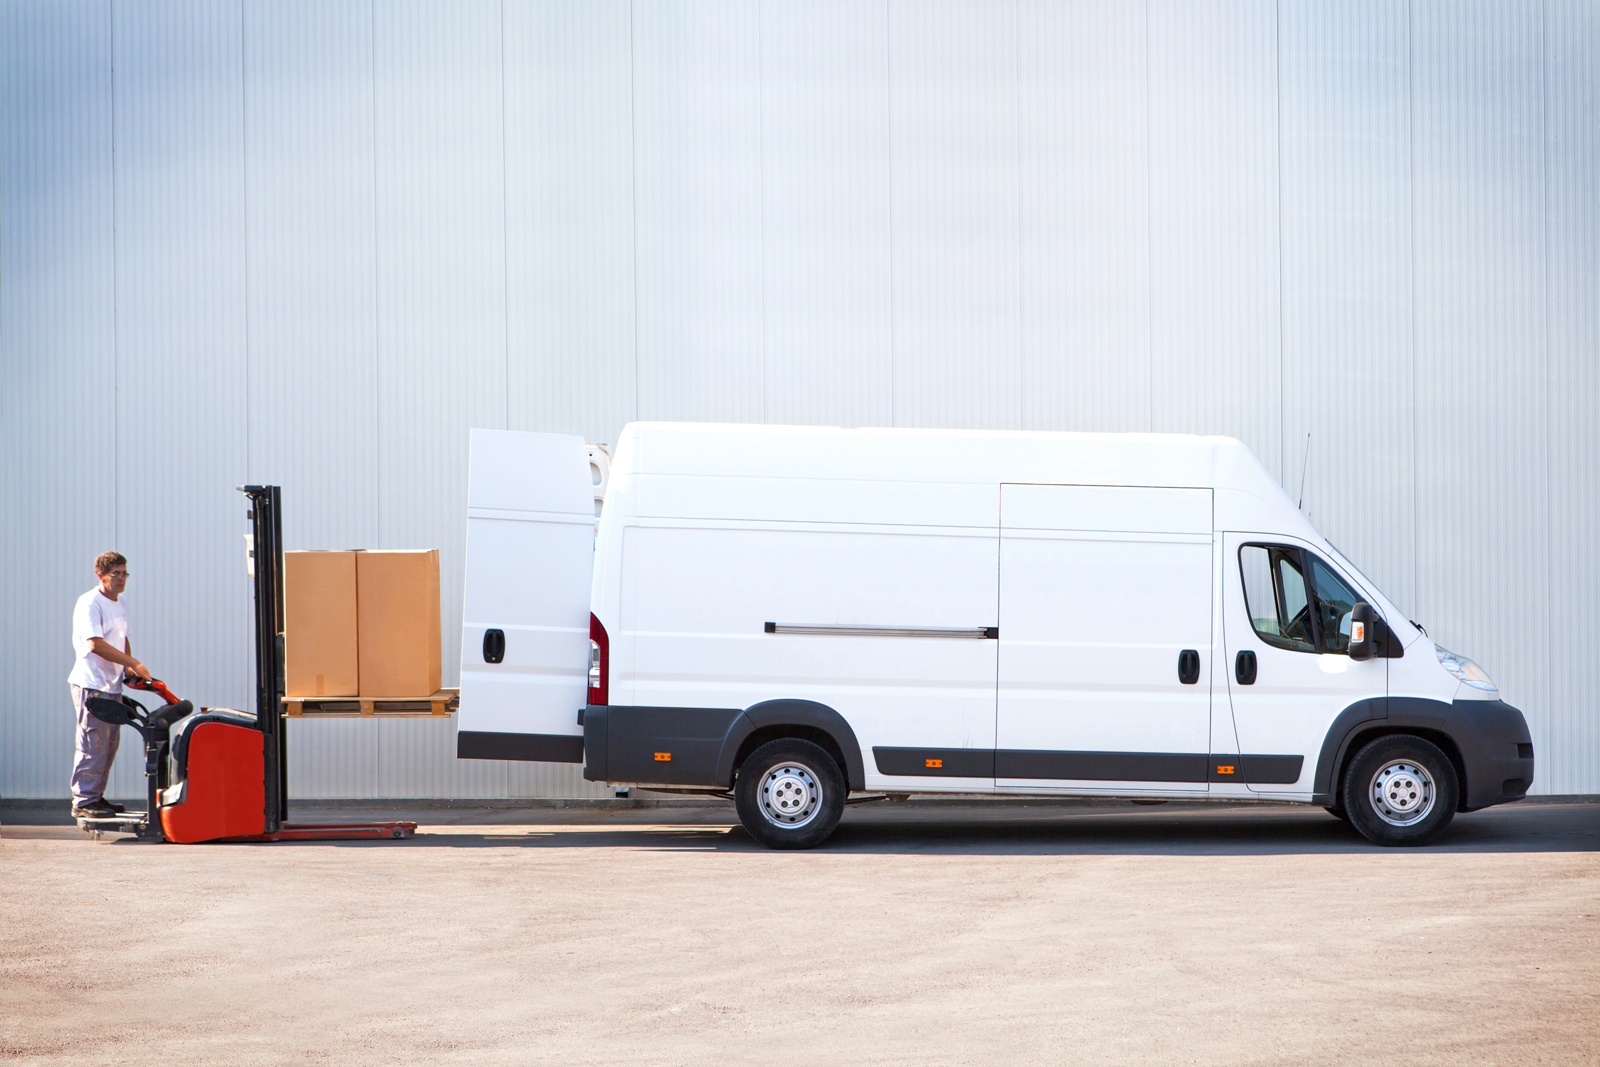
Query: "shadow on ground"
7 799 1595 856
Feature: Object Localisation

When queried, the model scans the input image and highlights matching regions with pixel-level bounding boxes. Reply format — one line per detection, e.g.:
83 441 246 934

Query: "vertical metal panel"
1542 0 1598 795
760 0 893 428
0 1 118 798
1018 0 1150 433
286 717 379 798
110 0 252 799
242 0 386 799
243 0 379 551
888 0 1021 430
366 1 605 800
1147 0 1281 475
1411 1 1548 748
503 0 636 447
1277 0 1415 611
633 0 764 423
373 0 505 681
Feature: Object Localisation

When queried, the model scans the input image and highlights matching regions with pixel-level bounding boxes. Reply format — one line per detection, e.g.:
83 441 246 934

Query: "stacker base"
76 815 418 843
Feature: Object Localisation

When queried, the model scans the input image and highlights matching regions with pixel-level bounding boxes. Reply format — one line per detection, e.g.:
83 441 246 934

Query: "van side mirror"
1348 602 1376 661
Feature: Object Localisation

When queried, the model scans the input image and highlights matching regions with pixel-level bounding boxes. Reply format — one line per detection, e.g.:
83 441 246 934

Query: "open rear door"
456 430 594 763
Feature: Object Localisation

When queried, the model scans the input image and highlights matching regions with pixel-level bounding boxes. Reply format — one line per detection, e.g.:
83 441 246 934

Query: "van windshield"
1307 555 1361 655
1321 541 1387 606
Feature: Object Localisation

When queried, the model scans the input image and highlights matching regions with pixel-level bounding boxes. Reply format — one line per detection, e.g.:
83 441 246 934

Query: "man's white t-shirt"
68 588 128 694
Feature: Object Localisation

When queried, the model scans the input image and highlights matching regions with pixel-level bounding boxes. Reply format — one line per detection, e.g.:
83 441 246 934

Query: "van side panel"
619 518 999 793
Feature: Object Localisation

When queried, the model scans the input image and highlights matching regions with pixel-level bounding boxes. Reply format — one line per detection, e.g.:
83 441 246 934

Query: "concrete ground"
3 798 1597 1067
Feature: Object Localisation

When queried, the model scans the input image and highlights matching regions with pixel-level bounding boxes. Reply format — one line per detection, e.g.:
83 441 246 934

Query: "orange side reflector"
925 758 943 768
654 752 671 761
1216 765 1235 775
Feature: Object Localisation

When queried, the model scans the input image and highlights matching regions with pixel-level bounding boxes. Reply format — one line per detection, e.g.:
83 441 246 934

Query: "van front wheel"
734 739 846 850
1342 735 1458 846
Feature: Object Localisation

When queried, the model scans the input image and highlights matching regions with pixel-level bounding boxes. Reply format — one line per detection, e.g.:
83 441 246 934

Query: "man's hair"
95 551 127 576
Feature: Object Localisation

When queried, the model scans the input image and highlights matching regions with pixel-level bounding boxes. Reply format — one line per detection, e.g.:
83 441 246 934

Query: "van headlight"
1436 645 1498 693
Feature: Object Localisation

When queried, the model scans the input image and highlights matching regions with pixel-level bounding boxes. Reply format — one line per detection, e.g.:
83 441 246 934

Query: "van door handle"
1177 649 1200 685
1235 650 1257 685
483 628 505 664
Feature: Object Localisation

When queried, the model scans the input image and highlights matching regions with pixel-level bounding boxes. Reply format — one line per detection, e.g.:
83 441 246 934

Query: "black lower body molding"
457 730 583 764
873 747 1303 785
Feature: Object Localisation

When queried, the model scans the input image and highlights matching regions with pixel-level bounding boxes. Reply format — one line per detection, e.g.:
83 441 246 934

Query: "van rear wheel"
1342 735 1458 846
734 739 846 850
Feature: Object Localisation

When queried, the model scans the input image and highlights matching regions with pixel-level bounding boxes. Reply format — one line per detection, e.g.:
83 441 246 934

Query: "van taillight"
588 613 609 706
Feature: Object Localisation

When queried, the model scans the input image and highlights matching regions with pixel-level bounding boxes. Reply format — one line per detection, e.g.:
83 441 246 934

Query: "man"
67 551 151 818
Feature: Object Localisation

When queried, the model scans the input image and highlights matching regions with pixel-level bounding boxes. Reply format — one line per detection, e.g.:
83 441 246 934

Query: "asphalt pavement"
3 797 1596 1066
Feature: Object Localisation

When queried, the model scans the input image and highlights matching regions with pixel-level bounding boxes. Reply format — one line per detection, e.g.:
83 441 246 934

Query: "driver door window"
1239 545 1314 653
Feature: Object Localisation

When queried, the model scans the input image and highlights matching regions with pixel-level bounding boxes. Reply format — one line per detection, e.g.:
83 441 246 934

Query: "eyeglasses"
105 571 128 578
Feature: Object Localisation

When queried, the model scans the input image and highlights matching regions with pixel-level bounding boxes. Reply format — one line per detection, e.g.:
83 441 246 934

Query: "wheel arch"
1314 697 1471 812
715 699 865 791
1334 725 1468 811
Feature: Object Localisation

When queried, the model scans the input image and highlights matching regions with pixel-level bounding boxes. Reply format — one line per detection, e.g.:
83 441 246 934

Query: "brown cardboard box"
284 551 360 697
356 549 442 696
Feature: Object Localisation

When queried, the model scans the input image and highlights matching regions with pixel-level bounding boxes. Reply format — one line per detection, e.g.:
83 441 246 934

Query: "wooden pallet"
282 688 459 718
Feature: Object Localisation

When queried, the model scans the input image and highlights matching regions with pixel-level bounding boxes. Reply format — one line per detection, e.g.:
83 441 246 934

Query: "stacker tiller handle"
125 674 182 707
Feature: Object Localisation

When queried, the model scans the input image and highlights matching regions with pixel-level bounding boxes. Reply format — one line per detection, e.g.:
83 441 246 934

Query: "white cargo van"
456 423 1534 849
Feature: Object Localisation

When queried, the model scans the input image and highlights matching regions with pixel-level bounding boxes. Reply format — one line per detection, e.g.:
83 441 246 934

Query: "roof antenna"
1297 432 1311 511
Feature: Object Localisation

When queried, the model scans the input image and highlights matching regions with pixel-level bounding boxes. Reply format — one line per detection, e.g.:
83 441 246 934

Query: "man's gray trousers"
70 684 120 805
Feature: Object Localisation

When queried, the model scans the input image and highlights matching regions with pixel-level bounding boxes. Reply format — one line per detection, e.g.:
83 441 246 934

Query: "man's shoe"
103 799 127 813
71 799 117 818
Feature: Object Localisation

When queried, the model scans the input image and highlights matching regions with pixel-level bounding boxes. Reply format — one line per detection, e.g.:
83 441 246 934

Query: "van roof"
616 421 1288 500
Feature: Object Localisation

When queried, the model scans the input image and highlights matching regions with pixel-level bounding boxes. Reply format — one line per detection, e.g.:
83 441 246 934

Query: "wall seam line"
370 0 382 544
111 0 120 547
758 0 766 425
1014 0 1023 431
240 0 250 483
1275 0 1285 483
630 0 640 424
500 0 509 431
885 0 895 427
1541 0 1552 776
1407 0 1418 617
1143 0 1153 433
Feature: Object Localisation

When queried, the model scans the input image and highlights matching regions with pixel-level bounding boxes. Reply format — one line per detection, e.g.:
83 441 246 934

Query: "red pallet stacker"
78 486 416 844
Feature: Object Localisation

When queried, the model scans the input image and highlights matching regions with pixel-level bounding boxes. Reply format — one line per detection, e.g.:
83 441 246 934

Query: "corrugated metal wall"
3 0 1595 798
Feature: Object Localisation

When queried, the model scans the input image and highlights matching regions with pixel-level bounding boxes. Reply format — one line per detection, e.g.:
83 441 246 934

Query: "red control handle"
127 674 182 706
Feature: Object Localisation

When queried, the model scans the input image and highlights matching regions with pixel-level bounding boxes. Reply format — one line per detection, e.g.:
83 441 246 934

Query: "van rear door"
995 484 1215 792
456 429 595 763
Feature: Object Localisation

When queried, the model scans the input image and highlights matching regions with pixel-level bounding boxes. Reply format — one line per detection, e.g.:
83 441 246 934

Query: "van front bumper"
1450 699 1534 810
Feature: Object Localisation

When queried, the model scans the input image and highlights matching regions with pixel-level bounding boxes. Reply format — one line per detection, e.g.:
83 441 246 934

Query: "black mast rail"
240 485 288 833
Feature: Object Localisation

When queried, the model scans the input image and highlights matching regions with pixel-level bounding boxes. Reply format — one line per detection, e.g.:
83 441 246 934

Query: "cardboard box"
284 551 360 697
356 549 442 697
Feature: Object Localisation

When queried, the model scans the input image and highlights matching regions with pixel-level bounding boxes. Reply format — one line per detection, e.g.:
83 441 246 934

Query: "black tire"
733 739 846 850
1342 735 1458 846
